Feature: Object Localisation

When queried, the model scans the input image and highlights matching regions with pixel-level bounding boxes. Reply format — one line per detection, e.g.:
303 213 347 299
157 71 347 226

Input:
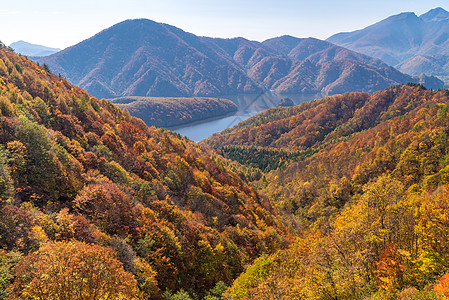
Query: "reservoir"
170 92 321 142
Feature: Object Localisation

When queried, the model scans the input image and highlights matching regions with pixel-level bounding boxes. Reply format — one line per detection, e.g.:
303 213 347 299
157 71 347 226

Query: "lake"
169 92 321 142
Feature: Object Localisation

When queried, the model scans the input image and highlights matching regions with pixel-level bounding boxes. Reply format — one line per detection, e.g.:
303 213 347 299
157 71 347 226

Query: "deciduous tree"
9 241 140 299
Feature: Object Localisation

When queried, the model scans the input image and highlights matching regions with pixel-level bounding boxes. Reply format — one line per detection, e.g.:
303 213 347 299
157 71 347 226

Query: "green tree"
42 63 51 73
16 117 59 202
0 250 21 300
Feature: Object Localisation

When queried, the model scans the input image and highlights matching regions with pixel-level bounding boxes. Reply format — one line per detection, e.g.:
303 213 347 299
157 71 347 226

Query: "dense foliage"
0 47 290 299
4 34 449 299
111 96 237 128
9 241 140 299
207 85 449 299
219 145 302 172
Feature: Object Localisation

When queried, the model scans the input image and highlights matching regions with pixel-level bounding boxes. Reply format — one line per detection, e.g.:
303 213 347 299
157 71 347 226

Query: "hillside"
262 36 388 67
396 54 449 78
37 19 442 99
3 37 449 298
205 84 449 298
327 7 449 79
0 46 291 299
110 96 237 128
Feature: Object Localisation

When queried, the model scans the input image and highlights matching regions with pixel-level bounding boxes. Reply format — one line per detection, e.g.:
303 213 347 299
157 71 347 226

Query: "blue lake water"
170 92 321 142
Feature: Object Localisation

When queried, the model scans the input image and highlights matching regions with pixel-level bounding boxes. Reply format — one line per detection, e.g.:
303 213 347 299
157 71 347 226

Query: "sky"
1 0 448 49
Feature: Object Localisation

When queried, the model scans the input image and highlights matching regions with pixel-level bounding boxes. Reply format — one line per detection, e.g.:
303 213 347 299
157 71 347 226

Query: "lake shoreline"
167 93 322 142
166 110 239 131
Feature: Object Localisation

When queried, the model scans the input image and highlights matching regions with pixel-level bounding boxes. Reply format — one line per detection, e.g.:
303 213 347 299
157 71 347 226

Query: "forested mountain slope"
3 38 449 299
205 84 449 299
0 45 290 299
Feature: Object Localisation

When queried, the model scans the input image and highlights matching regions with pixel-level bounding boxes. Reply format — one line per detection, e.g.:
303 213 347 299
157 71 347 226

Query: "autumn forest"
2 14 449 299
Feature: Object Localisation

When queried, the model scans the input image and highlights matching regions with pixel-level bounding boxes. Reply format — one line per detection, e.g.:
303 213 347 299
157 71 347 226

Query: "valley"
171 92 320 141
3 4 449 300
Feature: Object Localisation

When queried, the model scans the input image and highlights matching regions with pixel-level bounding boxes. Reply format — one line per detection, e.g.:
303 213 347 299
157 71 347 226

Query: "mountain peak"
420 7 449 22
385 11 418 22
105 18 161 32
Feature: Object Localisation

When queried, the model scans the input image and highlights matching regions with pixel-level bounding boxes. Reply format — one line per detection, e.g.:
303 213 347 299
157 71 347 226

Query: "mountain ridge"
38 19 443 99
327 7 449 80
39 19 264 99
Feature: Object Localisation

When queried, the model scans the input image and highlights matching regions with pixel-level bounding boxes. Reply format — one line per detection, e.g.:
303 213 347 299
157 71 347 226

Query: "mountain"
110 96 237 128
0 46 290 298
205 84 449 298
201 35 439 95
327 7 449 79
420 6 449 22
38 19 443 99
38 19 264 99
9 40 60 57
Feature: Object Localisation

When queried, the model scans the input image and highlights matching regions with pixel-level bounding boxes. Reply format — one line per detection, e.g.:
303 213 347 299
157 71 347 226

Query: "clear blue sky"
1 0 448 49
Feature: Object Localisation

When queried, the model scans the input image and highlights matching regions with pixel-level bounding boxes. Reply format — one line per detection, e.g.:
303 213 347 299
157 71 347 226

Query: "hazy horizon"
1 0 448 49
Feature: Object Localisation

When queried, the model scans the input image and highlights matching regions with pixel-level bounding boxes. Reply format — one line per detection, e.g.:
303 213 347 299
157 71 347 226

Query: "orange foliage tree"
9 241 140 299
435 273 449 299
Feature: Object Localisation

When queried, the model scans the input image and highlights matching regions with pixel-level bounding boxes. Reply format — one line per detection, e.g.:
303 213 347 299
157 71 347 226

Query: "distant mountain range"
327 7 449 79
37 19 442 99
9 40 60 57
